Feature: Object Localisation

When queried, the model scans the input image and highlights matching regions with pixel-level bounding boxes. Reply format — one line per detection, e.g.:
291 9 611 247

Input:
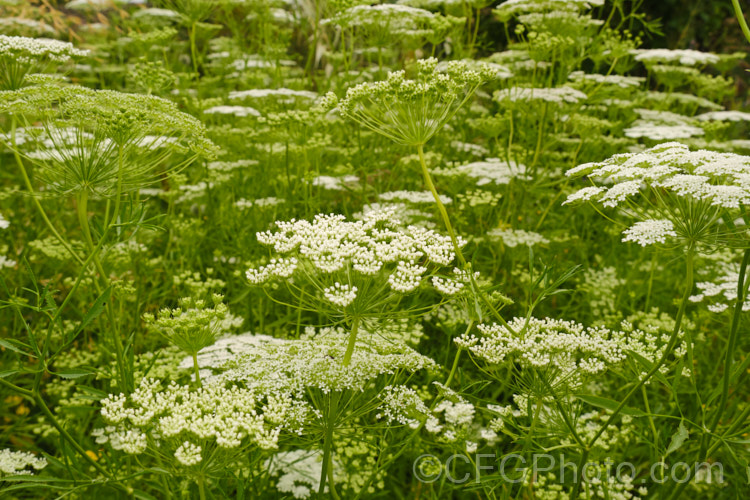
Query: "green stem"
9 117 84 267
198 475 206 500
189 22 200 74
342 316 360 367
506 110 514 168
76 191 130 392
444 348 462 388
571 247 695 499
707 402 750 457
34 392 112 478
318 316 361 497
530 102 548 171
417 144 465 267
417 144 516 332
192 352 202 387
701 247 750 456
642 385 659 449
352 323 477 500
732 0 750 45
318 391 341 498
0 378 34 398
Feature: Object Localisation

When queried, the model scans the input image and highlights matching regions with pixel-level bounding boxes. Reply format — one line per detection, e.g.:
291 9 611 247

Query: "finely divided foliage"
0 1 749 500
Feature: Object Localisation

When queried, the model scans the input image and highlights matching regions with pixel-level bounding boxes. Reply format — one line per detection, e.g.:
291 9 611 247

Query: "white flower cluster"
632 48 720 66
456 317 627 384
494 0 604 22
624 108 704 141
621 219 677 246
323 283 358 307
0 449 47 477
91 426 148 454
624 122 704 140
246 258 298 284
174 441 202 466
696 111 750 122
324 4 433 30
246 208 466 307
132 8 181 20
431 274 464 295
518 10 604 30
311 175 359 190
495 86 587 104
433 399 475 429
613 317 690 378
218 328 436 395
97 378 306 456
376 385 431 426
443 158 527 186
228 88 317 101
177 332 284 374
690 263 750 313
204 105 261 117
236 196 285 210
487 228 549 248
568 71 645 89
0 254 16 269
566 142 750 210
421 384 500 449
0 35 88 63
0 17 55 36
379 190 452 204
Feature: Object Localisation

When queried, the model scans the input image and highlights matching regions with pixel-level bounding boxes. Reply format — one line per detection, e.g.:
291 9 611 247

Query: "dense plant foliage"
1 1 749 499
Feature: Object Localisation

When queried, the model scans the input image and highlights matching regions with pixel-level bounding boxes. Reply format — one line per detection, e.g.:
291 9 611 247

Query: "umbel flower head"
327 57 495 146
245 206 468 320
0 448 47 477
143 294 228 356
0 84 217 197
217 327 437 395
456 317 627 391
0 35 88 90
564 142 750 249
96 377 309 462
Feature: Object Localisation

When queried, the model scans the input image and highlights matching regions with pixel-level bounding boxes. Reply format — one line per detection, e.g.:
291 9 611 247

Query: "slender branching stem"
417 144 466 267
9 116 85 266
701 247 750 457
571 246 695 499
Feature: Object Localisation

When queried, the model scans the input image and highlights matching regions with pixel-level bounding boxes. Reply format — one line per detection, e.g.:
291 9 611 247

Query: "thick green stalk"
198 476 206 500
444 348 463 388
342 316 360 367
192 352 202 387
